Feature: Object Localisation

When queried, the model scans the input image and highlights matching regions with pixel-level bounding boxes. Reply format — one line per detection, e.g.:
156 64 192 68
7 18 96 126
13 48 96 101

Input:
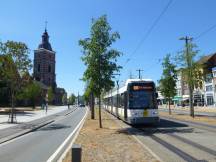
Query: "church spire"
45 20 48 32
38 21 53 51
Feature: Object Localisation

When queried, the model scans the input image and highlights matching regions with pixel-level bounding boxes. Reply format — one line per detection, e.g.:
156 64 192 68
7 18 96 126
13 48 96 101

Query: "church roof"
38 29 53 51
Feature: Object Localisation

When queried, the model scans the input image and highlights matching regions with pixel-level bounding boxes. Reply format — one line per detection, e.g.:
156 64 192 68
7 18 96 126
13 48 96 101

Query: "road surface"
0 106 87 162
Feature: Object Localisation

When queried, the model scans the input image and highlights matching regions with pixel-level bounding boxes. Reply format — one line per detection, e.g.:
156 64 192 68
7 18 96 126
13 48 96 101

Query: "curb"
0 107 79 145
0 119 55 145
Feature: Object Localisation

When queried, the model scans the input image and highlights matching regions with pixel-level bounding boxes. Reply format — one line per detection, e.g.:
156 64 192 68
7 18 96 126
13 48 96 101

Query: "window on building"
37 64 40 72
206 85 213 92
48 65 51 73
205 73 213 83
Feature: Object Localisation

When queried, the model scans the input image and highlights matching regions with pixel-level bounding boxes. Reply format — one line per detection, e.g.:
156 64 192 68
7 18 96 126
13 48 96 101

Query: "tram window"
113 95 117 107
120 93 124 107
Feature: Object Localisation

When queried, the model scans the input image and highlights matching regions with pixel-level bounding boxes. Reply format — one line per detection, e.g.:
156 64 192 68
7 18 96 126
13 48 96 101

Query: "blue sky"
1 0 216 96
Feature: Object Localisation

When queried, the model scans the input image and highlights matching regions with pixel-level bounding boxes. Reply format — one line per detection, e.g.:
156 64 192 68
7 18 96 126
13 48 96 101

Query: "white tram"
103 79 159 124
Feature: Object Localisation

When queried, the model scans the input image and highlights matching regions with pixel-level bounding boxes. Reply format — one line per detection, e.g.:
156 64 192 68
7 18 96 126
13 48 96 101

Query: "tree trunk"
98 95 102 128
168 98 171 115
10 90 15 123
189 86 194 118
90 92 95 119
33 99 35 109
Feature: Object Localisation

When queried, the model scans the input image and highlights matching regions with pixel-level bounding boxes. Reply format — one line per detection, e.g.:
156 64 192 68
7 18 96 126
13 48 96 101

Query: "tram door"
124 92 128 119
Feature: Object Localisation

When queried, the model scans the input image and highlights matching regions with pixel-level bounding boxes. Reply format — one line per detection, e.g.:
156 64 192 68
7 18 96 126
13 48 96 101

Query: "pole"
179 36 194 117
136 69 144 79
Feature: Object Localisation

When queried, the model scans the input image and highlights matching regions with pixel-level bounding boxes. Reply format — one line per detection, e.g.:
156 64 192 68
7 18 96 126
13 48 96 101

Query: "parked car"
79 104 85 107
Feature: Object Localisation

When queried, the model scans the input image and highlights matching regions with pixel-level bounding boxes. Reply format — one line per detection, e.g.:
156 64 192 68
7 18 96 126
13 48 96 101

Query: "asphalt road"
117 116 216 162
159 107 216 117
0 106 87 162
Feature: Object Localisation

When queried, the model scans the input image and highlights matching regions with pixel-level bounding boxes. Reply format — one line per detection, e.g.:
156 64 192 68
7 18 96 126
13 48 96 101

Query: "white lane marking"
131 134 163 162
47 108 88 162
57 107 88 162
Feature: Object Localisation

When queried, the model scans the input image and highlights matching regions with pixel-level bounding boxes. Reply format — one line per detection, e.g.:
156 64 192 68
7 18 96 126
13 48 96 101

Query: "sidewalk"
0 106 74 144
63 108 159 162
159 105 216 113
0 106 68 130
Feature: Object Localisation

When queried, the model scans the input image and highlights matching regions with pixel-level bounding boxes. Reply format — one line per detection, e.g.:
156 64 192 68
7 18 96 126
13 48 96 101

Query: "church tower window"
38 64 40 72
48 65 51 73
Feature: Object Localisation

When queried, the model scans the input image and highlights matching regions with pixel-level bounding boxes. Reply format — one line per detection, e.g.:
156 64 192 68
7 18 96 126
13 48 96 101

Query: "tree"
0 41 32 123
177 38 202 117
83 81 95 119
18 81 42 109
48 87 54 104
68 93 76 105
62 93 67 105
159 54 177 115
79 15 122 128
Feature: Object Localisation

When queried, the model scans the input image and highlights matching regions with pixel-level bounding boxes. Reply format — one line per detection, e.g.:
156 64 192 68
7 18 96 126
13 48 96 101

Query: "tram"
103 79 159 124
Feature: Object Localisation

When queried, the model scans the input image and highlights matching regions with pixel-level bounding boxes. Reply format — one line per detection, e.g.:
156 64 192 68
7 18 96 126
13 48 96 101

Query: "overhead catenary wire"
194 23 216 40
124 0 174 66
121 7 216 82
118 0 174 82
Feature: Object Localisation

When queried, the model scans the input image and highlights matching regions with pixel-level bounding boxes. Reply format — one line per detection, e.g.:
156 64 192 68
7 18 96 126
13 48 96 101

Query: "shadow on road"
38 123 71 131
117 118 197 136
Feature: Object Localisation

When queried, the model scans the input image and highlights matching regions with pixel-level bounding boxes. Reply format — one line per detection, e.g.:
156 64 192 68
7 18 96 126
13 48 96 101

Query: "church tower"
33 28 56 89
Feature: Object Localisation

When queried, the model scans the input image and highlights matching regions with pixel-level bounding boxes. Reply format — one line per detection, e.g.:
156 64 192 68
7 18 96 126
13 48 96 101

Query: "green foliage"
68 93 76 105
0 41 32 76
176 42 203 89
0 41 32 109
62 93 67 105
176 40 202 117
159 54 177 100
79 15 122 97
48 87 54 103
18 81 42 108
83 84 91 102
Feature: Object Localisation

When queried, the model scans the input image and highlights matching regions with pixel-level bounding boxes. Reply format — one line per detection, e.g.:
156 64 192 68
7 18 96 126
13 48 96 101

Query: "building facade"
33 29 66 105
173 53 216 107
33 29 56 89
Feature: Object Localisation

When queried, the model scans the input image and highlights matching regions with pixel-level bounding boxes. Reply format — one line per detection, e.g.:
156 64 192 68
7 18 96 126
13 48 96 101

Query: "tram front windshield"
129 83 157 109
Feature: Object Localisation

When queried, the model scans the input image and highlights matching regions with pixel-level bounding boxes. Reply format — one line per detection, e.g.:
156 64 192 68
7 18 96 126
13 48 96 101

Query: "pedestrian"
45 94 48 114
45 100 48 114
68 103 70 109
42 98 45 110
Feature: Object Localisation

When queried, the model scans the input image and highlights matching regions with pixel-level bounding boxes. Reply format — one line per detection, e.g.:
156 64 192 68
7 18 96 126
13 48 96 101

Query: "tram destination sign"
132 85 153 91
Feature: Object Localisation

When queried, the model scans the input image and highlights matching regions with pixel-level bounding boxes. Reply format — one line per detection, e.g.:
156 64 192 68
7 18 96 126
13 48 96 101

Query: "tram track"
138 126 216 162
149 135 203 162
105 109 216 162
160 116 216 133
167 133 216 157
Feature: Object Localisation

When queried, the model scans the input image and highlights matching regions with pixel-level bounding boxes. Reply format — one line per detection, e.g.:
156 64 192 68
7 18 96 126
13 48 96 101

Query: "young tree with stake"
79 15 122 128
159 54 177 115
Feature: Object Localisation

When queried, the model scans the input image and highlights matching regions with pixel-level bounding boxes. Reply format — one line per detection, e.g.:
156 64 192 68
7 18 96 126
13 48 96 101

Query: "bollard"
72 144 82 162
